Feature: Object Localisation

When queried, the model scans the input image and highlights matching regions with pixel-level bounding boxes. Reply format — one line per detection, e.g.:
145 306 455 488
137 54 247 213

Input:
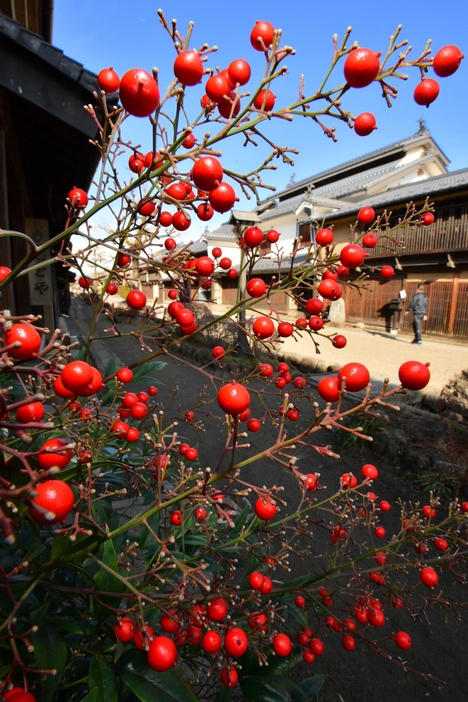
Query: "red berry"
6 323 42 361
228 58 251 86
117 252 131 267
354 112 377 136
117 367 133 383
315 228 334 246
361 463 378 480
212 345 225 360
332 334 347 349
278 322 294 337
379 500 391 512
308 316 324 331
434 537 448 551
260 363 274 377
159 212 173 227
174 50 204 86
217 381 250 415
304 473 318 491
97 67 120 93
220 667 238 688
194 506 207 521
207 597 228 621
420 567 438 587
247 418 261 432
114 617 135 642
305 298 323 315
185 447 198 461
414 78 440 107
267 229 280 242
398 361 430 391
249 571 264 591
209 182 238 213
172 211 191 231
133 624 154 650
273 633 292 657
367 608 385 627
0 265 11 282
317 279 342 300
16 401 45 424
243 226 264 248
395 631 412 650
255 497 277 521
374 526 386 538
247 278 267 298
358 206 376 224
309 638 324 655
205 73 230 103
250 20 275 51
338 362 370 392
341 472 357 488
106 282 118 295
253 316 275 339
381 265 395 279
126 290 146 310
362 233 378 248
68 187 88 208
61 361 94 394
202 629 222 654
253 89 276 111
421 212 435 226
433 45 464 77
29 480 74 524
295 595 306 608
422 505 436 519
147 636 177 671
344 48 380 88
339 243 366 269
119 68 160 117
160 610 180 633
224 628 248 657
317 376 340 402
197 203 214 221
37 437 73 471
192 157 223 191
342 634 356 651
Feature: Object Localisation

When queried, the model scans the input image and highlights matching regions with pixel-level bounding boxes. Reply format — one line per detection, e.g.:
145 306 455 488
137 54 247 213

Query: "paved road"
277 324 467 396
63 300 466 398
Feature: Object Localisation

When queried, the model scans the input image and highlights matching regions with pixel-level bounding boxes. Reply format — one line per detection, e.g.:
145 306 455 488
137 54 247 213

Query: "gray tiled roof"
259 193 347 221
0 11 102 94
258 128 449 205
205 224 237 241
322 168 468 221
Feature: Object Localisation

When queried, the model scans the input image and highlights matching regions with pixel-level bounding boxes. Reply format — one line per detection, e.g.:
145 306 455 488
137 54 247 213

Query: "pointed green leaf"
104 356 120 378
88 658 118 702
119 651 197 702
32 628 68 702
93 539 123 621
213 687 232 702
290 675 325 702
240 675 290 702
80 687 99 702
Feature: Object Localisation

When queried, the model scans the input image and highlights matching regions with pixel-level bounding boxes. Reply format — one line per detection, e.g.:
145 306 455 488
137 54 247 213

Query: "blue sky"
53 0 467 241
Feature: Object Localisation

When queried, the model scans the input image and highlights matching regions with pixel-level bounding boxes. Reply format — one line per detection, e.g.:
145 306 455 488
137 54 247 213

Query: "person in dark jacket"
405 284 429 344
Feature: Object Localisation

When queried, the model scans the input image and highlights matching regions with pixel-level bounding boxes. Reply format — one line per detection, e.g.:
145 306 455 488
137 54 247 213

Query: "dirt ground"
69 299 468 702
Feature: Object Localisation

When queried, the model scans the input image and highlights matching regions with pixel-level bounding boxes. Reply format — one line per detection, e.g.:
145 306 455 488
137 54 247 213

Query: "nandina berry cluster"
0 10 465 702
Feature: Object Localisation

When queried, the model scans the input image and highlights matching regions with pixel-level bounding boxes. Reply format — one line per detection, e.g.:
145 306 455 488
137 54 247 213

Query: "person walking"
405 284 429 344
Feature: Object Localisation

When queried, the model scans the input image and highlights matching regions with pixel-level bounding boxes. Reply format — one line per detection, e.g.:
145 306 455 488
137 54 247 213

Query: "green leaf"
32 628 68 702
93 540 123 621
104 356 120 378
79 687 99 702
213 687 232 702
88 658 118 702
119 651 197 702
240 675 290 702
290 676 325 702
132 361 166 380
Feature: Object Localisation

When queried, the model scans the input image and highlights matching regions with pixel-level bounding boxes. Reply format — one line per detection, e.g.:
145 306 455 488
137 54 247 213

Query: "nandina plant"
0 11 466 702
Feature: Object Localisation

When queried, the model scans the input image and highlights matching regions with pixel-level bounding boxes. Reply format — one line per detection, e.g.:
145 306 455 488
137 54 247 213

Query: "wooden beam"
448 273 460 336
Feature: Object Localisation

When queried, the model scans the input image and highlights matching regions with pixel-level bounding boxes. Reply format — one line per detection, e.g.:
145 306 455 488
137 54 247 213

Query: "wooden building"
0 3 111 331
205 126 468 340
